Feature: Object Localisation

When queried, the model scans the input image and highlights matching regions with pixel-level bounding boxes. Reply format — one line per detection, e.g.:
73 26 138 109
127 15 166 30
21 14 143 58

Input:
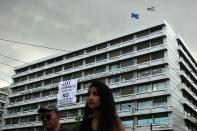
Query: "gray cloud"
0 0 197 87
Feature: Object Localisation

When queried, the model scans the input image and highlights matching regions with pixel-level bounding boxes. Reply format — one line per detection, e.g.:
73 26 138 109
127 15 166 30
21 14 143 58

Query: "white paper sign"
57 79 77 106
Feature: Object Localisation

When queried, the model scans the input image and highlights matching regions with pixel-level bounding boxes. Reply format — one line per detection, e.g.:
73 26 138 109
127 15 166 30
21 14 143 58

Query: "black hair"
80 81 117 131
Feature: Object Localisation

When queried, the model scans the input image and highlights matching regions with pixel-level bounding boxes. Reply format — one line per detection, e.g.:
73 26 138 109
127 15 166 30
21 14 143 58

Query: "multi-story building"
0 87 8 129
2 21 197 131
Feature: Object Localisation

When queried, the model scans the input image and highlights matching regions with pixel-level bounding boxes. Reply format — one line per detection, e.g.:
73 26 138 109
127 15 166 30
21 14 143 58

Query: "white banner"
57 79 77 106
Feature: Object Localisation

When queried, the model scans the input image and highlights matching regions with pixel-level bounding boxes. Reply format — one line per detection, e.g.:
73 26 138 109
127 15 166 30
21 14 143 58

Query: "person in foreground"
80 81 125 131
38 105 72 131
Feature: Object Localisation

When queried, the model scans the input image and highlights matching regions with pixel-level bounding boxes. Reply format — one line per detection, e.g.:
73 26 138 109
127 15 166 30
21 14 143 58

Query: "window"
14 107 21 113
85 57 95 64
138 69 151 78
44 79 52 85
29 73 36 79
109 63 120 70
46 68 53 75
23 105 30 112
72 72 82 79
63 75 72 81
96 53 106 62
64 63 73 70
5 119 11 125
115 104 120 112
30 103 38 110
97 43 107 50
151 51 164 60
75 50 84 57
24 94 32 100
54 66 62 73
60 111 67 118
122 34 133 42
18 86 25 92
112 89 120 97
37 71 44 77
12 117 19 124
150 26 162 33
109 49 121 58
20 116 27 123
14 78 20 83
40 101 48 107
15 96 23 102
151 37 163 47
109 76 120 84
137 41 150 50
35 82 42 88
47 59 55 65
37 62 45 67
20 76 27 81
153 114 168 125
52 77 61 84
153 97 167 107
152 66 164 75
137 54 150 64
121 72 134 81
110 38 121 46
122 119 134 128
32 92 40 99
42 90 50 97
27 84 34 90
138 115 152 126
153 81 166 91
12 88 18 93
74 60 83 67
121 59 134 68
83 82 91 89
28 115 36 122
138 84 151 93
82 95 88 102
49 100 57 106
51 88 58 95
95 66 106 74
85 69 94 76
120 102 134 111
55 56 63 62
122 45 133 55
121 86 134 95
65 53 74 59
136 30 149 38
138 100 152 109
67 110 78 117
30 64 37 69
86 46 96 53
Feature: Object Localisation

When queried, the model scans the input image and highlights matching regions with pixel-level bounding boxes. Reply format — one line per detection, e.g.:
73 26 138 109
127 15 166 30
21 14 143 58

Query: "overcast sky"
0 0 197 88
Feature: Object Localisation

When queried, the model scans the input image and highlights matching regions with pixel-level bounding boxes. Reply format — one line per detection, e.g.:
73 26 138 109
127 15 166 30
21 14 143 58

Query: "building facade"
2 21 197 131
0 87 8 130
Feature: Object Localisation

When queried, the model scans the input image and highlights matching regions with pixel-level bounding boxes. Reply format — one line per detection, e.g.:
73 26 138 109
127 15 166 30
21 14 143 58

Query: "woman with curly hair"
80 81 125 131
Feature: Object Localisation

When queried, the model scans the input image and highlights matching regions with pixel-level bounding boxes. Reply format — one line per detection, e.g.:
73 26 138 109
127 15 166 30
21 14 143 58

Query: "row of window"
8 100 56 114
14 43 164 84
5 108 83 125
15 26 162 74
3 127 44 131
122 113 169 127
0 93 7 100
10 89 58 104
116 96 168 112
12 51 165 93
8 81 167 115
184 105 197 119
11 65 166 103
111 81 167 98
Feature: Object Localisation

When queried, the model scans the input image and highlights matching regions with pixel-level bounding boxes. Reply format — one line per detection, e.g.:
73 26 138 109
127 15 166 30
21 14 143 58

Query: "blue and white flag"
131 13 139 19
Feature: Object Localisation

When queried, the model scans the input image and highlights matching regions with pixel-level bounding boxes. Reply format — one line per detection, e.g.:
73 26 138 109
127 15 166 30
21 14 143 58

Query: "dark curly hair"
80 81 117 131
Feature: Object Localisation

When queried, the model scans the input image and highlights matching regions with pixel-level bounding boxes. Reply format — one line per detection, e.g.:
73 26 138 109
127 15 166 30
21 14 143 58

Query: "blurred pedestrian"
38 105 72 131
80 81 125 131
